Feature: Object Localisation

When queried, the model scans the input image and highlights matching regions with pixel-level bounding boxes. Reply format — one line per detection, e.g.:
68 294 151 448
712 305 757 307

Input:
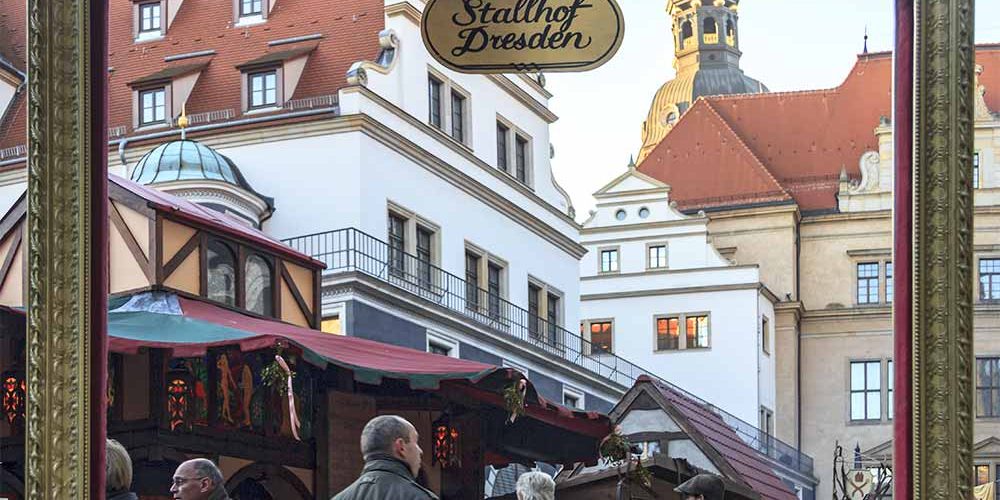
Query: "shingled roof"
639 45 1000 213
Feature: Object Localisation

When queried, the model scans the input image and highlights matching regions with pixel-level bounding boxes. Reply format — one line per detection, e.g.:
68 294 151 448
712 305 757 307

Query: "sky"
546 0 1000 220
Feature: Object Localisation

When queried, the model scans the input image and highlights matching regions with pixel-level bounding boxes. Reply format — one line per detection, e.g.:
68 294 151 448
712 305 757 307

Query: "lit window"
586 321 613 355
241 0 263 16
140 88 166 126
206 240 237 306
686 315 709 348
976 464 991 486
850 360 881 421
648 245 667 269
600 249 619 273
656 317 680 351
321 315 341 335
451 91 466 143
139 2 161 33
428 75 443 129
977 357 1000 417
981 258 1000 301
244 254 273 317
249 71 277 108
857 262 879 304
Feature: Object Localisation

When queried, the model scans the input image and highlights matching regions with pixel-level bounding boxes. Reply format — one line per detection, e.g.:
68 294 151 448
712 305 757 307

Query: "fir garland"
503 379 527 422
261 346 295 395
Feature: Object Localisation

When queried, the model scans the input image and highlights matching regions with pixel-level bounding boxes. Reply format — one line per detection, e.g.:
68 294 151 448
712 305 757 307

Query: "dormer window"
235 0 269 25
244 254 274 317
139 87 167 126
248 70 277 109
139 2 162 33
240 0 262 16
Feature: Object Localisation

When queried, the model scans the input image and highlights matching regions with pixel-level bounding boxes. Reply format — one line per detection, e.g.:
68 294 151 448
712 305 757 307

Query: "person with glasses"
169 458 231 500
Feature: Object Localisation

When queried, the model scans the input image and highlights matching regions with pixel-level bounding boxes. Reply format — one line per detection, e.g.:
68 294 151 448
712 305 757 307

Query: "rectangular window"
588 321 613 355
249 71 277 108
761 316 770 355
686 315 709 348
975 464 991 486
563 393 580 409
515 135 528 184
427 332 458 358
241 0 263 16
850 361 882 421
977 357 1000 418
600 249 619 273
496 122 509 172
981 259 1000 301
140 88 166 125
546 293 559 344
488 262 502 320
885 262 893 304
857 262 879 304
139 2 162 33
416 226 433 289
648 245 667 269
887 359 894 420
451 91 466 143
759 407 774 435
388 213 406 279
656 317 680 351
465 252 480 311
528 284 541 339
428 75 443 129
974 152 981 189
428 342 450 356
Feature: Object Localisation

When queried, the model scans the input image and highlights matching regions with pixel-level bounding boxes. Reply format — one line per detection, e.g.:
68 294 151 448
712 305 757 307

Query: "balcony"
282 227 814 477
703 33 720 44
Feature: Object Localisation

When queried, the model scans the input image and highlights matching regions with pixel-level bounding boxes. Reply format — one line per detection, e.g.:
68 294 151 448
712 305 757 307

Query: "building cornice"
581 216 708 235
581 263 759 281
485 74 558 124
581 282 764 301
384 1 422 24
581 230 707 246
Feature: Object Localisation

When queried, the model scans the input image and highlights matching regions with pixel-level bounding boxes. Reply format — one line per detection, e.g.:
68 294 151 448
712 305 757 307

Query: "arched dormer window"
207 240 237 306
244 254 273 317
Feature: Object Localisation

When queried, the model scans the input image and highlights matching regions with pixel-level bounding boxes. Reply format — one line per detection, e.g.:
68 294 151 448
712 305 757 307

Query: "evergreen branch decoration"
503 379 527 423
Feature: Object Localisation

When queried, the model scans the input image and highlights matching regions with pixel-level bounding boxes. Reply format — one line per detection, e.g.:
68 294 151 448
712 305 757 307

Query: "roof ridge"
700 99 793 200
707 86 838 102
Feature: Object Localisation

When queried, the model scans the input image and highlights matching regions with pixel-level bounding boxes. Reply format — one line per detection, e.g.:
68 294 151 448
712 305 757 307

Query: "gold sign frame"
421 0 625 74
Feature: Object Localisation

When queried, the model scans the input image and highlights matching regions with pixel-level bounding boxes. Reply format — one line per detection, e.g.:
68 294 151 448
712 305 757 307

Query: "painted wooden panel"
0 235 23 308
162 219 197 263
110 221 151 294
280 275 309 327
285 262 315 316
164 250 201 295
113 200 151 259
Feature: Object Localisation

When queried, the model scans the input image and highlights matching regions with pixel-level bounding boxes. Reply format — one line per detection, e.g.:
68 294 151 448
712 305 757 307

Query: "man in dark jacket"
170 458 231 500
333 415 439 500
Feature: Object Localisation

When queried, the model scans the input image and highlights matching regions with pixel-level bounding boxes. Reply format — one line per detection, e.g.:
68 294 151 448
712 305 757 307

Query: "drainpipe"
795 217 803 453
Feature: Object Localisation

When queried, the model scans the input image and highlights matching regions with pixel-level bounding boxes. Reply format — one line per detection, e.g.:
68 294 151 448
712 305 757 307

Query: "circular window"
615 209 627 221
639 207 651 219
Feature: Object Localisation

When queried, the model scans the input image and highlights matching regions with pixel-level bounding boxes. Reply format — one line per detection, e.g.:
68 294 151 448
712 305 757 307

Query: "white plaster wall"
581 232 728 276
580 287 762 424
580 266 761 296
0 81 16 119
0 182 25 217
757 292 777 422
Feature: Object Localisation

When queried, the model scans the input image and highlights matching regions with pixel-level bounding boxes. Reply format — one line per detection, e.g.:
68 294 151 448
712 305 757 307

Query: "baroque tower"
637 0 768 162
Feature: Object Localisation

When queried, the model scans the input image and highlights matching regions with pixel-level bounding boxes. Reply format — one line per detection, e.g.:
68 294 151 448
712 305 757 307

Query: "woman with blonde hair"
106 438 139 500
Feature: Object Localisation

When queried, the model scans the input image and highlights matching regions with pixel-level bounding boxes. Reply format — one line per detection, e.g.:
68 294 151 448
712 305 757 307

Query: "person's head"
360 415 423 477
674 473 725 500
170 458 225 500
106 439 133 494
515 471 555 500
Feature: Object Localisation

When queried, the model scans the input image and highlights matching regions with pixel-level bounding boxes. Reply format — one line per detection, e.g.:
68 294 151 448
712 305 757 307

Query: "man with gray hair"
169 458 230 500
516 471 556 500
333 415 438 499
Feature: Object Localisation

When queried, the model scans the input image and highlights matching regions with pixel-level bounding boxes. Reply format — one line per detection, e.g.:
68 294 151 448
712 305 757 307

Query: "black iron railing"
282 227 814 475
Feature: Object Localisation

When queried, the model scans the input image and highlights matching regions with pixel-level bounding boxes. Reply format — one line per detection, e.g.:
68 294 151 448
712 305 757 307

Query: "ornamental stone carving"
849 151 881 194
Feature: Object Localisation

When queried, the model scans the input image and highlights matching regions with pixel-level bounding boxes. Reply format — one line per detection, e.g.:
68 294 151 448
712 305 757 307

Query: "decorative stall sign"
422 0 625 73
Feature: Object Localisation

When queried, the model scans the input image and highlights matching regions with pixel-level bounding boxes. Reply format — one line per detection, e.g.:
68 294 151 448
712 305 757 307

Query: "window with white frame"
139 2 162 34
759 406 774 436
496 122 509 171
562 386 585 409
850 360 882 421
515 135 529 184
495 118 531 186
648 244 668 269
428 74 443 129
321 303 345 335
581 319 613 355
885 261 893 303
887 359 894 419
761 316 770 355
139 87 166 126
977 357 1000 418
656 314 710 351
248 70 277 109
857 262 880 304
465 245 506 318
981 258 1000 301
451 90 466 143
387 207 438 288
974 151 981 189
240 0 263 16
600 248 619 273
427 332 459 358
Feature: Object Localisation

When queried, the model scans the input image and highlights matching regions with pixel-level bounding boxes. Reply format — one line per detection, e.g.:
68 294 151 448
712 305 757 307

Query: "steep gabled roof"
639 45 1000 213
638 98 792 211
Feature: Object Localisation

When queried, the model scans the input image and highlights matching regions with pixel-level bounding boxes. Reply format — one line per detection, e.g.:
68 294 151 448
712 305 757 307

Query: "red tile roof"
640 376 799 500
106 0 384 136
640 45 1000 213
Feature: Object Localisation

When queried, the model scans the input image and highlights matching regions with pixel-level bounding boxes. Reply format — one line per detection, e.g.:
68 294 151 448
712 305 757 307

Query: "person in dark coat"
106 438 139 500
170 458 232 500
333 415 439 500
674 473 726 500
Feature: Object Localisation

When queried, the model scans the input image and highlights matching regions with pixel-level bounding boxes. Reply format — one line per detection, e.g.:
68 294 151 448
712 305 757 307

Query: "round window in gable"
639 207 651 219
615 209 627 221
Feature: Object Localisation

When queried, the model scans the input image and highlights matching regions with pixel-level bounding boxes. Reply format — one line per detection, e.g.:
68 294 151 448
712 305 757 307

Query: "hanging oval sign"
421 0 625 74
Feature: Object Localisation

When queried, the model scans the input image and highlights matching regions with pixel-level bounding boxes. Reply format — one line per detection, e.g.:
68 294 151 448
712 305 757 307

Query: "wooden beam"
0 227 23 289
110 202 153 282
162 231 201 280
280 261 314 328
